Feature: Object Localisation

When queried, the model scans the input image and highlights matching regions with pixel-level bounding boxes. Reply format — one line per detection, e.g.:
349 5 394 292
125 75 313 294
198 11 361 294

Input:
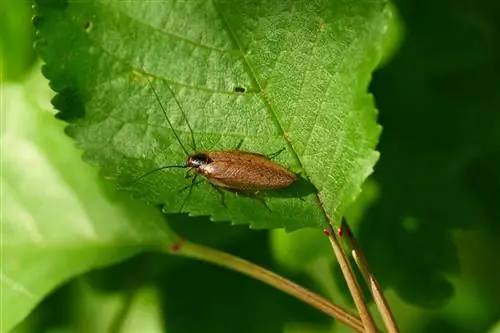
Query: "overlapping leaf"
1 81 173 331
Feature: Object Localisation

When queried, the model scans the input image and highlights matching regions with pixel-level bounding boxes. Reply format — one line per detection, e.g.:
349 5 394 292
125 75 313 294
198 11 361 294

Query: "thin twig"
324 224 378 333
166 240 367 333
340 218 400 333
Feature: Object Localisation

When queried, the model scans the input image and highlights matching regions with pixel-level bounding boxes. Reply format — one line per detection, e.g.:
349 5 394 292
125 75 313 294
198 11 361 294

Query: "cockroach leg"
250 194 272 212
229 189 272 212
234 139 244 150
258 196 272 212
184 168 195 179
209 184 227 208
267 147 286 160
257 197 272 212
179 173 204 193
178 177 197 211
179 179 204 193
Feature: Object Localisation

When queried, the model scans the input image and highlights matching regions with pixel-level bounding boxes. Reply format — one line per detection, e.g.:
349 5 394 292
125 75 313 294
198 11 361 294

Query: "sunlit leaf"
34 0 391 230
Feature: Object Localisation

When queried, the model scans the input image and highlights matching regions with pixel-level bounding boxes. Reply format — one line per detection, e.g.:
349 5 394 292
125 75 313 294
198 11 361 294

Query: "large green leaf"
0 81 174 331
34 0 390 230
0 1 36 82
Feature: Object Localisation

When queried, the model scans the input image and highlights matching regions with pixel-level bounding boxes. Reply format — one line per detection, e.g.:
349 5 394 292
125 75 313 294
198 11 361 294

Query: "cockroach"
134 79 298 206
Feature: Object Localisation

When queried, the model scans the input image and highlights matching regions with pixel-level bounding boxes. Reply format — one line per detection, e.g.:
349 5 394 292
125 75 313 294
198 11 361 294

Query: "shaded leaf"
72 281 164 333
160 231 328 333
359 0 500 307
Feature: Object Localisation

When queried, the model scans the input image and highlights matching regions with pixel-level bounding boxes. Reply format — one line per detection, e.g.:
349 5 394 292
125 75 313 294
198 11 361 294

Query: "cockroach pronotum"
133 78 298 208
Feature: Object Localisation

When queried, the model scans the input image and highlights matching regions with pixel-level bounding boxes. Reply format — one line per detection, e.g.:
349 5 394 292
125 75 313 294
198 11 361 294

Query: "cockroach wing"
199 150 297 191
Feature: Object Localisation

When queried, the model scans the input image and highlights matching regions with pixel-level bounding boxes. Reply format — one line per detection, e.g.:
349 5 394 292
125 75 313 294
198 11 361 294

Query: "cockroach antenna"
146 78 197 154
129 164 186 184
128 78 197 185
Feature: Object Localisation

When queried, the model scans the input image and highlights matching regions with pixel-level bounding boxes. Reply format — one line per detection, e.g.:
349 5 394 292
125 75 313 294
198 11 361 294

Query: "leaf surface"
35 0 391 230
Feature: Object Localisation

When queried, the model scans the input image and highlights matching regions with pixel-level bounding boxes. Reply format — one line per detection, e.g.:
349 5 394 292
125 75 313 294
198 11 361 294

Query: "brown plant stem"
340 218 400 333
166 239 366 332
324 224 378 333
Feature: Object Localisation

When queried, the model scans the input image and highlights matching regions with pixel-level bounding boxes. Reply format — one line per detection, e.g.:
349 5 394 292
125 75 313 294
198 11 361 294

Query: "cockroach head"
187 153 212 168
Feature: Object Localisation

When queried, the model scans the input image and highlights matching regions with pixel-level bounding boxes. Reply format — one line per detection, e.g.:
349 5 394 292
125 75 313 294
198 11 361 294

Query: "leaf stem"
166 239 366 332
323 224 378 333
340 218 400 333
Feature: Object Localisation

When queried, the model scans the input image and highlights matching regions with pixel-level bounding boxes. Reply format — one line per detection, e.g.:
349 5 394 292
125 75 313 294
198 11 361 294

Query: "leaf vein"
101 0 240 56
88 39 255 96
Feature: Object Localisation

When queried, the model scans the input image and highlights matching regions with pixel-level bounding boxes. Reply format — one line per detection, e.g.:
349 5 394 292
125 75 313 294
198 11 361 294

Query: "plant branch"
339 218 400 333
166 239 367 333
324 224 378 333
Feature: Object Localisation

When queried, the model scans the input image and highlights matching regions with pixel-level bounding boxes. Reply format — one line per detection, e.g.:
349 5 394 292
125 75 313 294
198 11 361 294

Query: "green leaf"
72 281 164 333
490 321 500 333
0 79 175 331
34 0 391 230
0 0 36 81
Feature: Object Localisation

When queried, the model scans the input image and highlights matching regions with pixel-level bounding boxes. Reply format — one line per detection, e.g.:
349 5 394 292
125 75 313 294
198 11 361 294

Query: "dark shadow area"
252 174 318 199
351 0 500 318
52 86 86 122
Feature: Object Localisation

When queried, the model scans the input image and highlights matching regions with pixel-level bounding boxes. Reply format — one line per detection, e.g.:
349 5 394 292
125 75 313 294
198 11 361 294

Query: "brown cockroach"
135 79 297 205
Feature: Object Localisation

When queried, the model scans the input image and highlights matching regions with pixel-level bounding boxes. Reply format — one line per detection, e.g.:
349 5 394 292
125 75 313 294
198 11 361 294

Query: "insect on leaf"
34 0 391 230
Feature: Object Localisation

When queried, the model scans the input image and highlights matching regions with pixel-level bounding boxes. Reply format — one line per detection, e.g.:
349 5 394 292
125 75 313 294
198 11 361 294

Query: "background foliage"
2 0 500 332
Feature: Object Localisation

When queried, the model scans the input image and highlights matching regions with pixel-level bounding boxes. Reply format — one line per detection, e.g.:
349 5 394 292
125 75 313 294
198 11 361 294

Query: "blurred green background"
2 0 500 332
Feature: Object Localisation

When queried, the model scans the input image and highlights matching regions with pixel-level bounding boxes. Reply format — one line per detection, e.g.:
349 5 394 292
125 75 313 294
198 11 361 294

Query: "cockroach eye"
187 153 211 168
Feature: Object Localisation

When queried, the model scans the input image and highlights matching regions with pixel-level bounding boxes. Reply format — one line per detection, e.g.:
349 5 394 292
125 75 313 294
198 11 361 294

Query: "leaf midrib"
104 0 239 56
211 0 331 224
